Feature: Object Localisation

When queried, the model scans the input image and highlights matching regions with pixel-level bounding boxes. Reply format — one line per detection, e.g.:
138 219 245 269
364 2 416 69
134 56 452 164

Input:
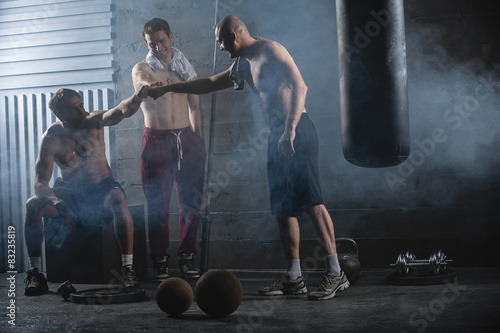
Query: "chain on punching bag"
336 0 410 168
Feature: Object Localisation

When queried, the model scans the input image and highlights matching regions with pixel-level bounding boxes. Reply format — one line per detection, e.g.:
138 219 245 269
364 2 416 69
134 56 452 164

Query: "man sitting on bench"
24 86 149 296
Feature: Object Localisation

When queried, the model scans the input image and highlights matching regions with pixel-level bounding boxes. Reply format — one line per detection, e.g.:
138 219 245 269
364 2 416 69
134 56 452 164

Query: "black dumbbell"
390 250 452 276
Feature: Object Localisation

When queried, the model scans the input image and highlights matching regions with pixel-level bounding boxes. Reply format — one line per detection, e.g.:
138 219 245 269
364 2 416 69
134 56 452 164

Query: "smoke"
399 21 500 173
219 1 500 233
118 1 500 243
372 8 500 218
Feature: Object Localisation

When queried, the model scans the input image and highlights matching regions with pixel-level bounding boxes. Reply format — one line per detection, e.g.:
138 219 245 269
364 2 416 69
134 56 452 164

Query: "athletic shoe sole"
308 280 350 300
259 287 308 296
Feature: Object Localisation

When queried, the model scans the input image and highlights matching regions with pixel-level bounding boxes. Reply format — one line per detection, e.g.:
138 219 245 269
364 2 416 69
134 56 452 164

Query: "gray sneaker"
259 275 307 296
152 255 169 282
308 271 350 300
179 253 200 279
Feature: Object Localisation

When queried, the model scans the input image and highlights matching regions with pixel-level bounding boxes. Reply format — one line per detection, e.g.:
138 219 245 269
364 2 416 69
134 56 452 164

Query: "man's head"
215 15 250 58
49 88 87 127
142 18 174 61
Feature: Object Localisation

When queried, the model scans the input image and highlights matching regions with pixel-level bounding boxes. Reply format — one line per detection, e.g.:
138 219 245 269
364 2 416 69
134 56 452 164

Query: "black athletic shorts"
52 177 125 224
267 113 324 216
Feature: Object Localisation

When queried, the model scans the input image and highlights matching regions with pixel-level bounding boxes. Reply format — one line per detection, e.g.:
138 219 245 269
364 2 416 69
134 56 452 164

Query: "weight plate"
387 270 458 286
70 287 146 304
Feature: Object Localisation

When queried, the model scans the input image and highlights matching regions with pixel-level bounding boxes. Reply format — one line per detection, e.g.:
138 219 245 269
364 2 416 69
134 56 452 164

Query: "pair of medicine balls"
156 269 243 318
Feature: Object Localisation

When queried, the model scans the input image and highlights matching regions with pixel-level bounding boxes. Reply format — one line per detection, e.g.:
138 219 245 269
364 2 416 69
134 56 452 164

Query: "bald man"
148 15 349 300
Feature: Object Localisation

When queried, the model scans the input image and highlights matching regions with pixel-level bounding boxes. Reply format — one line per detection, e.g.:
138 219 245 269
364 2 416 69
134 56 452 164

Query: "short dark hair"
48 88 81 116
141 18 171 41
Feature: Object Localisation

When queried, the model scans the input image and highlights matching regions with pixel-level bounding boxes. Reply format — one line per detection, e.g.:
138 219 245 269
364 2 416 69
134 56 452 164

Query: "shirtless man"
148 15 349 300
24 86 149 296
132 18 206 281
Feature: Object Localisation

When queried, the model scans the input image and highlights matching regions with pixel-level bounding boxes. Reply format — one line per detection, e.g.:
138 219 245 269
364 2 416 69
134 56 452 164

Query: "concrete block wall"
110 0 500 271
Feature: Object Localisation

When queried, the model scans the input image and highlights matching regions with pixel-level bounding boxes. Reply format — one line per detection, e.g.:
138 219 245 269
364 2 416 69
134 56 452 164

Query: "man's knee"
104 189 128 209
26 196 56 216
26 196 40 212
305 203 326 215
276 215 298 227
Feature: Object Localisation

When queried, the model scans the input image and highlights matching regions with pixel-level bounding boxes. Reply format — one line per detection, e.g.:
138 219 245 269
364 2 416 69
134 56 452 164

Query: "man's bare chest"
149 67 183 85
61 129 102 160
245 57 283 94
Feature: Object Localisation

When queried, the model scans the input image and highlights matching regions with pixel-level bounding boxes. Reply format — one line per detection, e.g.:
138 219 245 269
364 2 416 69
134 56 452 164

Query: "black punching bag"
336 0 410 167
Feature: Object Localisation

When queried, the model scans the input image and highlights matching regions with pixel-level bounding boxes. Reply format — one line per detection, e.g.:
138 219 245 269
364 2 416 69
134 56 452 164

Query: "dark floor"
2 267 499 332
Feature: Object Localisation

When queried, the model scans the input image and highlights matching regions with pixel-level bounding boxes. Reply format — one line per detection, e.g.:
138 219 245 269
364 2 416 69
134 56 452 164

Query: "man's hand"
54 200 77 230
278 130 296 158
135 84 151 100
148 85 170 100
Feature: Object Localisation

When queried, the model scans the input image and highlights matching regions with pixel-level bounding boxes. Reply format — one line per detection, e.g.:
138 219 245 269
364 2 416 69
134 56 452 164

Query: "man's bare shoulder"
133 60 152 73
44 121 65 136
256 39 296 72
40 122 66 149
84 110 107 128
260 39 287 56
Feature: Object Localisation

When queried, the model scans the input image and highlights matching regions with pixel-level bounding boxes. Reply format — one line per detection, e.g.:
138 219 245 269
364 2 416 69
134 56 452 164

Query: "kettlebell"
336 237 361 285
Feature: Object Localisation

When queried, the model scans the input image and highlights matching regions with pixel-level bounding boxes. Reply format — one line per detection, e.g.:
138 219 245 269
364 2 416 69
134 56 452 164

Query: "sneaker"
121 265 140 288
258 275 307 296
308 271 350 300
179 253 200 279
152 255 169 282
24 268 49 296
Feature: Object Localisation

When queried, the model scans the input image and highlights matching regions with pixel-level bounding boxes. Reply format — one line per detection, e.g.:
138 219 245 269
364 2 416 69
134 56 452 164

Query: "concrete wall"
111 0 500 270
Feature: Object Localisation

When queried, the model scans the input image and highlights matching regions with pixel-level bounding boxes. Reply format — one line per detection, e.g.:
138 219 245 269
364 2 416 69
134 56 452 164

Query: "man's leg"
277 215 304 280
104 189 138 288
141 129 177 281
175 130 206 279
258 215 307 296
306 204 349 300
305 204 336 255
104 189 134 255
277 215 300 261
24 196 53 296
25 197 55 259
